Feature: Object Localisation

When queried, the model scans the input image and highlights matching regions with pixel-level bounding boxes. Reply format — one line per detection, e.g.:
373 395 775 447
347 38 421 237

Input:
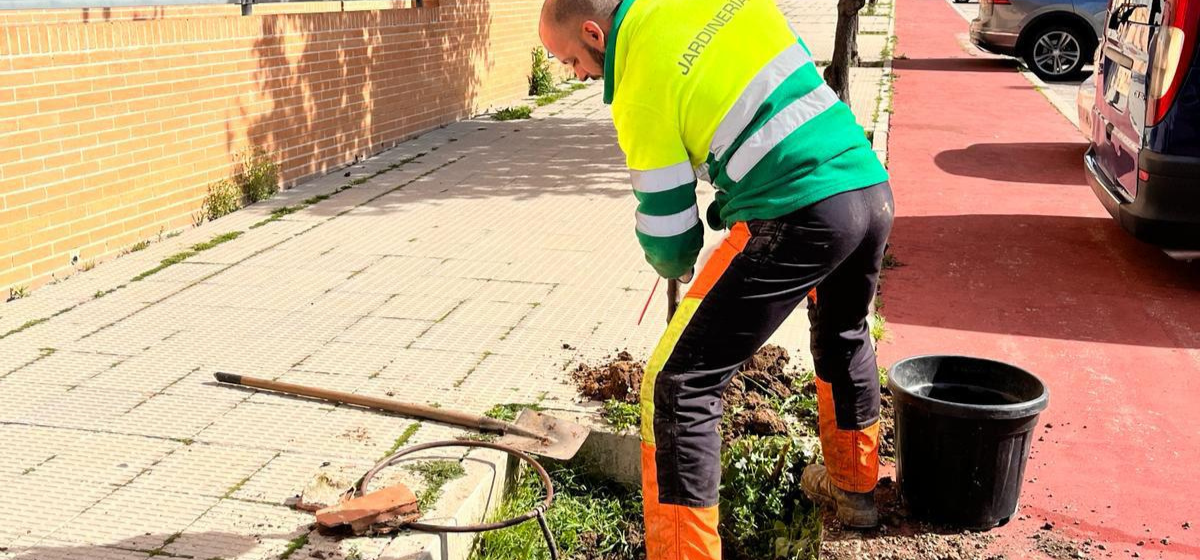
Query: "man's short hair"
550 0 621 24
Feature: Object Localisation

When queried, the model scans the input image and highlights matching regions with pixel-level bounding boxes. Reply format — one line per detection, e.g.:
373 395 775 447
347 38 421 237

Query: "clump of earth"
574 345 807 440
573 344 897 454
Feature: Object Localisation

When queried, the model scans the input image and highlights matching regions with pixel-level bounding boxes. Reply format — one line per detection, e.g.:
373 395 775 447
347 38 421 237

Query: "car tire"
1022 25 1090 81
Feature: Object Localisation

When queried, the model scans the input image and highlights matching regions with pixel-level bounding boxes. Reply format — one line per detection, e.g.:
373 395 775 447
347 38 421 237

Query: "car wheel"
1022 25 1089 81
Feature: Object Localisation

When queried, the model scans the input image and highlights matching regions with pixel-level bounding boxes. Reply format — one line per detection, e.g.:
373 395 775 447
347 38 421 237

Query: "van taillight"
992 0 1011 4
1148 0 1199 124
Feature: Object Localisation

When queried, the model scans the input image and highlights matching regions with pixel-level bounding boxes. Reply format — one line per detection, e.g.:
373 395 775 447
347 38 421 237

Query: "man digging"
539 0 895 557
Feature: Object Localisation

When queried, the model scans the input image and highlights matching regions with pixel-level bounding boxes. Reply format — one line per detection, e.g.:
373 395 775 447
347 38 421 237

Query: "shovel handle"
214 372 533 437
666 279 680 323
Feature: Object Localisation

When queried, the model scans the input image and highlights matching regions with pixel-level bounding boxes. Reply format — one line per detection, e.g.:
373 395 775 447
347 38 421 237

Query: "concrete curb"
872 1 898 167
378 447 515 560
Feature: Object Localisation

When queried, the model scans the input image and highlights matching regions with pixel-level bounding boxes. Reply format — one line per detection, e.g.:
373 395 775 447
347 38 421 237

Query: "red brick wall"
0 0 547 290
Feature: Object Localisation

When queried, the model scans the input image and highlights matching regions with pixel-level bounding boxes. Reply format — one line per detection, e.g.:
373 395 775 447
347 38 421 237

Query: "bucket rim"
886 354 1050 419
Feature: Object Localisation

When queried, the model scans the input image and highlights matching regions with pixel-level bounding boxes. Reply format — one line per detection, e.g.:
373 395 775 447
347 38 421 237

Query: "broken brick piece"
315 484 420 535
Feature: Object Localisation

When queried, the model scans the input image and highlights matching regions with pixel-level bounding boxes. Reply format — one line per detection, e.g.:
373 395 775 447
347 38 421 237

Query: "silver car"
968 0 1107 81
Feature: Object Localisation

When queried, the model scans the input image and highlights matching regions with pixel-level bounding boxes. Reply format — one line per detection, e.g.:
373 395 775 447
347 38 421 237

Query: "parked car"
1084 0 1200 256
970 0 1108 80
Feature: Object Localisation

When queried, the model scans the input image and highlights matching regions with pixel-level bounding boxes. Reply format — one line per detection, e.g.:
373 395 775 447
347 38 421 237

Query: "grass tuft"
406 460 467 512
600 399 641 433
381 423 422 460
493 106 533 121
7 285 30 301
483 402 543 423
279 533 308 559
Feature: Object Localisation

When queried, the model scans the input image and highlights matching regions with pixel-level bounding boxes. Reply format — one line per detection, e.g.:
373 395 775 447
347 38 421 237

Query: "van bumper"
1086 147 1200 249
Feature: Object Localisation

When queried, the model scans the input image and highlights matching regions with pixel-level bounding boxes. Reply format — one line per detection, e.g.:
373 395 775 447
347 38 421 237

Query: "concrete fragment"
292 463 361 512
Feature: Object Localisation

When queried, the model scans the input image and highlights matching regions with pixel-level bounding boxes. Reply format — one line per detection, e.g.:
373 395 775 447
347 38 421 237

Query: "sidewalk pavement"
0 3 894 559
883 0 1200 557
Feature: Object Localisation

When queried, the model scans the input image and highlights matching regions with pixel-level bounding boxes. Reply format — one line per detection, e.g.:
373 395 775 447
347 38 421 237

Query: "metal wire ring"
358 439 555 534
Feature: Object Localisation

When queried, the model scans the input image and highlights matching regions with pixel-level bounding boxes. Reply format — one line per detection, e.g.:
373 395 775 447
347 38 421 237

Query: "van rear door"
1092 0 1158 198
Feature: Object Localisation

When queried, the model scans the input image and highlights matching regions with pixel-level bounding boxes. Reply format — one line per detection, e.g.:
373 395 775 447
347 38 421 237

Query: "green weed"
493 106 533 121
8 285 30 301
600 399 640 433
535 90 569 107
529 47 556 96
203 178 243 221
130 240 150 253
721 435 823 560
79 260 97 272
483 402 543 423
190 231 242 252
238 147 279 204
279 533 308 559
381 423 422 460
870 311 888 343
406 460 467 512
132 231 240 281
881 251 903 269
474 463 642 560
147 532 181 557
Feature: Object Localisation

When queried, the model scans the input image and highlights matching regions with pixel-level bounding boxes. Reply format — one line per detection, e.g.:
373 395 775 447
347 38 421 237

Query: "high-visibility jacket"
604 0 890 278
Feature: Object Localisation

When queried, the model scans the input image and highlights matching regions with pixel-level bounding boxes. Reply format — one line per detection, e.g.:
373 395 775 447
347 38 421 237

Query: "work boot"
801 464 879 528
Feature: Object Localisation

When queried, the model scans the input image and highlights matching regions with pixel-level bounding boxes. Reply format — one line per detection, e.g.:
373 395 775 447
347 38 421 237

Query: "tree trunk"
824 0 867 105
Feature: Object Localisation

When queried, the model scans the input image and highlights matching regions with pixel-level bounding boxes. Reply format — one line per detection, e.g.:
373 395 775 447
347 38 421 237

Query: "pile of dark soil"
573 350 644 404
573 345 806 440
574 345 899 455
879 385 897 461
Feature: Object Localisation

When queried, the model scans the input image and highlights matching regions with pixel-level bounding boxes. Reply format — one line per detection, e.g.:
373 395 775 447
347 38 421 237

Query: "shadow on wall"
235 0 495 188
934 142 1089 185
884 213 1200 348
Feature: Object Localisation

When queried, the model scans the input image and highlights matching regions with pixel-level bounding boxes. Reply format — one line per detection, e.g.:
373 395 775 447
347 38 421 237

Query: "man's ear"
580 20 605 50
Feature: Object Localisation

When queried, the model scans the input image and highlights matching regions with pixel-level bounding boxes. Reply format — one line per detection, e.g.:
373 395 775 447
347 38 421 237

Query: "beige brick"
109 391 244 439
32 433 179 487
409 323 507 354
0 471 115 541
230 452 373 506
292 342 397 378
370 294 464 322
49 486 218 550
128 443 275 498
162 499 312 560
195 401 333 450
333 317 433 348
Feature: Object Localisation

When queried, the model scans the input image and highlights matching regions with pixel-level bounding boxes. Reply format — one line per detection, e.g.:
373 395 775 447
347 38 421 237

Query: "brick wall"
0 0 548 290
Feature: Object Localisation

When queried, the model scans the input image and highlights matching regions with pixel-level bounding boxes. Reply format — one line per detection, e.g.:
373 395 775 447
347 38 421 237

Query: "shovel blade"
497 410 589 461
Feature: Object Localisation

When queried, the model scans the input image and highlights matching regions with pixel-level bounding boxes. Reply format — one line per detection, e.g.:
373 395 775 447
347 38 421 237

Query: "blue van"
1084 0 1200 256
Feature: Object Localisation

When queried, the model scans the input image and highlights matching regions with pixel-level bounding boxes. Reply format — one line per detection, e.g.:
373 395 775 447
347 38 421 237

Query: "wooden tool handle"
214 372 519 435
667 279 680 323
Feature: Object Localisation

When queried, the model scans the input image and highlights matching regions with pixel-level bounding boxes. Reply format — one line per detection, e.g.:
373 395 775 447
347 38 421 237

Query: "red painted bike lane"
881 0 1200 557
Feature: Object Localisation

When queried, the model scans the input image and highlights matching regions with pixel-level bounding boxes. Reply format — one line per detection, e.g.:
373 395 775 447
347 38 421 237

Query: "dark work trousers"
639 181 894 560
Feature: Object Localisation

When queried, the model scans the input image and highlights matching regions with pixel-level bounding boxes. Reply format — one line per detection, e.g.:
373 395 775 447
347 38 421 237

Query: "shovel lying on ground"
213 372 589 461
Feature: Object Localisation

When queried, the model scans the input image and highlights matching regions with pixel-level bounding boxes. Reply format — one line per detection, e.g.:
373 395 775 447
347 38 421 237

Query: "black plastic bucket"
888 355 1049 529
